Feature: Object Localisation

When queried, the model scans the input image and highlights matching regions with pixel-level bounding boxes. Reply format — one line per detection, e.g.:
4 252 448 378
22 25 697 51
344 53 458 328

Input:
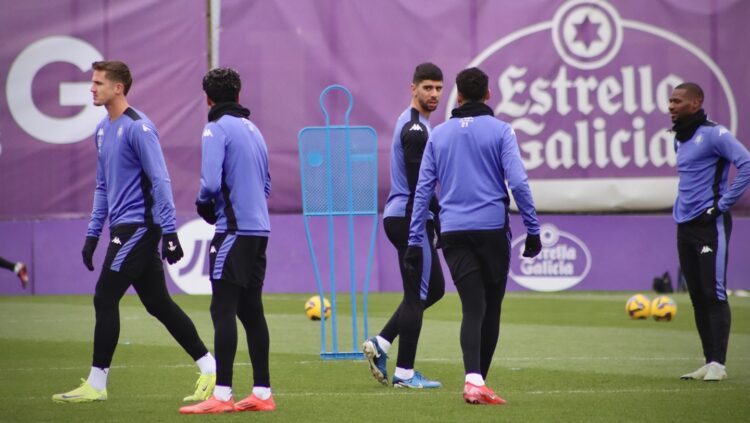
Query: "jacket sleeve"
86 136 108 238
500 124 540 235
408 141 438 246
197 122 226 203
131 122 177 234
713 126 750 212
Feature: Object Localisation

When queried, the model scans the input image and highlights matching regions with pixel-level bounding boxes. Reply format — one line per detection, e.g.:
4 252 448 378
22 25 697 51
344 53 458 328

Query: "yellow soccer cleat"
183 373 216 402
52 379 107 403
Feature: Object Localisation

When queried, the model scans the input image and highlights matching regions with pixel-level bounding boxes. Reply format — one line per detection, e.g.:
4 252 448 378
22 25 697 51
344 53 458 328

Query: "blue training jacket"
673 123 750 223
409 104 539 246
87 107 177 237
197 114 271 235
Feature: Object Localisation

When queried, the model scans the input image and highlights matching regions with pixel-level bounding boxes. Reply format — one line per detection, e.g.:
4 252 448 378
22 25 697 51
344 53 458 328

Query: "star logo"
573 14 601 51
552 0 623 70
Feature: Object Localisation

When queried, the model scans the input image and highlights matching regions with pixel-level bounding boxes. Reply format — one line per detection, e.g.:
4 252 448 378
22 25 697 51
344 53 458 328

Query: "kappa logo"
111 236 122 245
202 128 214 137
142 124 151 132
96 128 103 152
695 134 704 144
409 123 423 132
718 127 728 137
210 245 217 254
116 126 123 138
701 246 714 254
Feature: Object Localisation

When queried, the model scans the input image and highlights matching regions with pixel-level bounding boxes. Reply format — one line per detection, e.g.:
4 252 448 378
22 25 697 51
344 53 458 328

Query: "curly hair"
202 67 242 103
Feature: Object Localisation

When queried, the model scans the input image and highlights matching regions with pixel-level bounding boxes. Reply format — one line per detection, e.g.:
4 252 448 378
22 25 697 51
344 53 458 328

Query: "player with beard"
669 82 750 382
362 63 446 389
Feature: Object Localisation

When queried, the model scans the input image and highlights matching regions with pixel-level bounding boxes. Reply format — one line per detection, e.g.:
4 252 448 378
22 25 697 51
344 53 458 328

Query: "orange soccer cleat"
178 395 234 414
234 393 276 412
463 382 507 405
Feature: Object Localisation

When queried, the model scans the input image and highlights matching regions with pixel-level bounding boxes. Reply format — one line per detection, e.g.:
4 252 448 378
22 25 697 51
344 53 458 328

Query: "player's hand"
81 236 99 271
403 245 423 281
162 233 184 264
196 200 218 225
522 233 542 258
695 206 721 226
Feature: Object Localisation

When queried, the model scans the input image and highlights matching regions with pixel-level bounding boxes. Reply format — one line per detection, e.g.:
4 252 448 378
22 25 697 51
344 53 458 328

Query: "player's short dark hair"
202 67 242 103
92 61 132 95
675 82 704 102
412 62 443 84
456 67 489 102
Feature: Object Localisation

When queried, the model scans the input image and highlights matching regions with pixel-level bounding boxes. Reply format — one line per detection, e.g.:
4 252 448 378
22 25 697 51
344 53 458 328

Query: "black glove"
81 236 99 271
695 206 721 226
196 200 217 224
161 232 184 264
522 233 542 258
403 245 423 281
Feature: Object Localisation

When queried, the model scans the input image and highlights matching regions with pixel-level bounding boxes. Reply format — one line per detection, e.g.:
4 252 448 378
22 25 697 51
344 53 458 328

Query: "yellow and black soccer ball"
651 295 677 322
304 295 332 320
625 294 651 319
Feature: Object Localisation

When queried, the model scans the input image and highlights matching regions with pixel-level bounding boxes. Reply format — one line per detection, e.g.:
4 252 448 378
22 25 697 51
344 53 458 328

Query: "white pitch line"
22 386 744 402
296 356 749 364
5 356 749 372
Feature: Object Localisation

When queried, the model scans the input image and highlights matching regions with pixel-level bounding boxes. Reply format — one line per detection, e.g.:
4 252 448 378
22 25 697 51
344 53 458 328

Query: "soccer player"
405 67 541 405
669 82 750 382
178 68 274 414
362 63 445 389
52 61 216 403
0 256 28 289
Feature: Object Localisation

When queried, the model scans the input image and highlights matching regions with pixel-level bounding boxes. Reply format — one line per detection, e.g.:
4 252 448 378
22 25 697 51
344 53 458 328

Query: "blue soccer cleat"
392 371 442 389
362 337 388 386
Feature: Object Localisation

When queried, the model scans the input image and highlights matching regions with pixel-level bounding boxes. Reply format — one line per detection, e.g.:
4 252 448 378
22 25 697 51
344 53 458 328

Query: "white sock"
252 386 272 400
213 385 232 401
465 373 485 386
87 367 109 391
196 352 216 374
376 336 391 354
394 367 414 380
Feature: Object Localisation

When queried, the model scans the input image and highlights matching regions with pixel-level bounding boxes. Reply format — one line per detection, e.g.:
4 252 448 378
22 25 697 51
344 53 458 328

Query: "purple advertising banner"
0 0 207 218
1 214 748 296
1 0 748 218
219 0 750 213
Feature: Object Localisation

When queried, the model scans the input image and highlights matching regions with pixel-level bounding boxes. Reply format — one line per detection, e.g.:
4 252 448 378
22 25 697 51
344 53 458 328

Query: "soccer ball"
651 295 677 322
304 295 331 320
625 294 651 319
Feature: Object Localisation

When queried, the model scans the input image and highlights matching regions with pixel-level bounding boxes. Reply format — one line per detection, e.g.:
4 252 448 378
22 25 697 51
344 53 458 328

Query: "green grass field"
1 292 748 422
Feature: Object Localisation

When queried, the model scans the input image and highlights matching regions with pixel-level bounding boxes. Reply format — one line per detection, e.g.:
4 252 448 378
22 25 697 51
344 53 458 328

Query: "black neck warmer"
208 102 250 122
672 109 707 142
450 101 495 118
